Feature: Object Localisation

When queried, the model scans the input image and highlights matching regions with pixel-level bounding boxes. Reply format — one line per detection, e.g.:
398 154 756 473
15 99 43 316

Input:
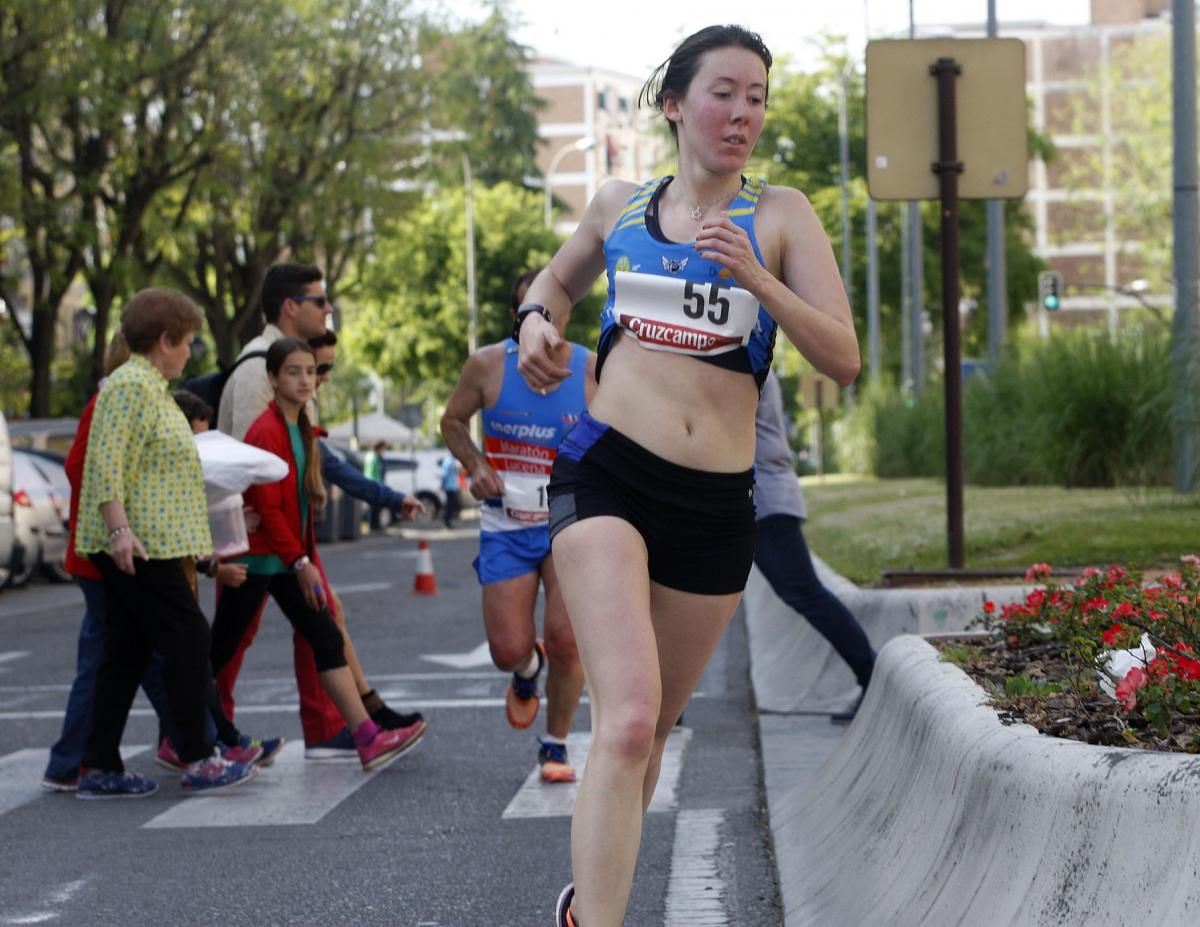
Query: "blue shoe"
76 768 158 800
245 734 286 766
180 749 259 793
304 727 358 761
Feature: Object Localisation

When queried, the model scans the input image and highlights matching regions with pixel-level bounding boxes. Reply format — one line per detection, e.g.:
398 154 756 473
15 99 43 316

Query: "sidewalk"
745 558 1034 926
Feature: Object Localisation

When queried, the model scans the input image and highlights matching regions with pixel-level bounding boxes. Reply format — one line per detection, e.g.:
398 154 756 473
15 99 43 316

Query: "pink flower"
1180 554 1200 569
1115 667 1149 712
1025 562 1053 582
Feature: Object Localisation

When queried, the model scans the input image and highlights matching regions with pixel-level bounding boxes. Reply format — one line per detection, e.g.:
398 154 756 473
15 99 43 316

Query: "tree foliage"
344 181 600 405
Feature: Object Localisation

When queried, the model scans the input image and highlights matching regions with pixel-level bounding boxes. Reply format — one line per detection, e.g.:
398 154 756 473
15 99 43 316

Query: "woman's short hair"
119 288 204 354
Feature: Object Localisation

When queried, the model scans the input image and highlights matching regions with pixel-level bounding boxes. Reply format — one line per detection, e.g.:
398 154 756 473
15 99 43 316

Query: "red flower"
982 600 996 614
1115 667 1149 712
1025 562 1053 582
1112 602 1139 620
1025 589 1046 610
1083 596 1108 614
1101 624 1125 646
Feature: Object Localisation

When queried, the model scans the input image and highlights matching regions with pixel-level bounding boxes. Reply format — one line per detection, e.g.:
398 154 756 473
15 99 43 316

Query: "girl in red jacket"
209 337 424 770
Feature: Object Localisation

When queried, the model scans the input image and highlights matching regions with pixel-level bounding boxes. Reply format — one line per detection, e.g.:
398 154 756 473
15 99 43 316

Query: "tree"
0 0 243 413
418 5 543 187
142 0 430 365
344 182 599 404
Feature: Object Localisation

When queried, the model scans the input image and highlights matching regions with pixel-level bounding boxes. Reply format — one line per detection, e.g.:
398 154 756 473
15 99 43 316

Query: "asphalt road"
0 522 783 927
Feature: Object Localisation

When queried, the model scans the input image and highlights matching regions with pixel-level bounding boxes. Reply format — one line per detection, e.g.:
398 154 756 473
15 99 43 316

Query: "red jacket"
241 401 315 567
64 394 101 580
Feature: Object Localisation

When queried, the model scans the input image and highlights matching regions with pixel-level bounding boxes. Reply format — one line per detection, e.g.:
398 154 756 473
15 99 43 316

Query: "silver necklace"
683 181 744 221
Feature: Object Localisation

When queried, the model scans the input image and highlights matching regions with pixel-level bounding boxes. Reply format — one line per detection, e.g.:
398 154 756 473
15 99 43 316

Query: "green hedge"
834 329 1174 487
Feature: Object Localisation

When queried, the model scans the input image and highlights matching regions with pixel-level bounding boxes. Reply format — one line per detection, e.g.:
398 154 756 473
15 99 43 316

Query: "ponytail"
297 406 326 514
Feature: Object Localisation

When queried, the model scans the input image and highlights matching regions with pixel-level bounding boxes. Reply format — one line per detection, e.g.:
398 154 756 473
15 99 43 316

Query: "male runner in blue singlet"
440 269 597 781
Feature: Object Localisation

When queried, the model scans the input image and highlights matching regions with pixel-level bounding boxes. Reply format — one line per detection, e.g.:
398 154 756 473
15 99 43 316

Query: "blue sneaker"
304 727 358 761
180 750 259 793
76 768 158 800
245 734 286 767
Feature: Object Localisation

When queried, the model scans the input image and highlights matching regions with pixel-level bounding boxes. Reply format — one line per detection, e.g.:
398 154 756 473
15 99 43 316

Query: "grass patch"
800 476 1200 584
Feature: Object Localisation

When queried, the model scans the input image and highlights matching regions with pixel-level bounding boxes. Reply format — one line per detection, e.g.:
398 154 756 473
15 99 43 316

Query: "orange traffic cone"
413 539 438 595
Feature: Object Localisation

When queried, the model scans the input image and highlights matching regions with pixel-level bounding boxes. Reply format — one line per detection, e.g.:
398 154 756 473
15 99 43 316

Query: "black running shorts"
548 412 756 596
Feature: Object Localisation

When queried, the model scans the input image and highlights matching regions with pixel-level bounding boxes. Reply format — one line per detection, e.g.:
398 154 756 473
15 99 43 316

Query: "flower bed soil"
934 636 1200 754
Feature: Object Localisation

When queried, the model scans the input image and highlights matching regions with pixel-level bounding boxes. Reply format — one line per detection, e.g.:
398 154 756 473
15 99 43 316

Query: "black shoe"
830 691 864 725
371 704 425 731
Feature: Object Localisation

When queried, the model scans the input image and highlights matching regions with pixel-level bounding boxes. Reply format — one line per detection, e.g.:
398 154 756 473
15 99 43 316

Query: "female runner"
514 24 860 927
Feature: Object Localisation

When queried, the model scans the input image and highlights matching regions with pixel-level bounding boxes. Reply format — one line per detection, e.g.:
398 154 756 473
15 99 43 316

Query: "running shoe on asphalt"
538 739 577 784
304 727 359 761
76 768 158 800
242 734 286 766
370 703 425 731
554 882 578 927
506 639 546 730
217 737 264 767
157 736 265 770
357 720 426 771
180 750 259 793
40 773 79 793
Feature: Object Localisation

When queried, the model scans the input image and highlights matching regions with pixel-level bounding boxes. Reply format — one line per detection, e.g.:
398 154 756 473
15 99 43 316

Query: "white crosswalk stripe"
664 809 730 926
502 727 692 819
141 741 382 829
0 746 149 816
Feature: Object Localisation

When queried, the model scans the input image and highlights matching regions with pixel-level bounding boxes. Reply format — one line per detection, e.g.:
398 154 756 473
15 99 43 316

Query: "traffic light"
1038 270 1063 311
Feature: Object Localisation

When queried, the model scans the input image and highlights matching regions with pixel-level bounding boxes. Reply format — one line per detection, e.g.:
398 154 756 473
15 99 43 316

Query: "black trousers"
753 515 877 689
83 555 214 769
210 571 347 679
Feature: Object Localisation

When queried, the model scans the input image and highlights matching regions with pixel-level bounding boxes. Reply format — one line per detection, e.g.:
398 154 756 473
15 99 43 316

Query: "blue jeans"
44 577 211 780
753 515 876 689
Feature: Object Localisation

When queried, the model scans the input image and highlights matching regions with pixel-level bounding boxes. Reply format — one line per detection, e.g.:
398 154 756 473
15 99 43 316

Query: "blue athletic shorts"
473 525 551 585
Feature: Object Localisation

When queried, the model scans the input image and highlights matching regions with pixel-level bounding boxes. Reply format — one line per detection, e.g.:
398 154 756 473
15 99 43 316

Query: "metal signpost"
865 38 1027 568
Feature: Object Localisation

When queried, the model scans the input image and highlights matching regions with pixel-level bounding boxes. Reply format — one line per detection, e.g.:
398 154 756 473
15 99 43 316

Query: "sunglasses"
292 294 332 309
316 362 335 376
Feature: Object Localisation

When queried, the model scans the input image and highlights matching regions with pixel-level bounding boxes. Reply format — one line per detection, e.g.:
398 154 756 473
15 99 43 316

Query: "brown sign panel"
800 371 840 412
866 38 1028 201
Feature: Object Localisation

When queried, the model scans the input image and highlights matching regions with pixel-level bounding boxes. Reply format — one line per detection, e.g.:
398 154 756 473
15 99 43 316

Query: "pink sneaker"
156 737 263 770
358 720 426 770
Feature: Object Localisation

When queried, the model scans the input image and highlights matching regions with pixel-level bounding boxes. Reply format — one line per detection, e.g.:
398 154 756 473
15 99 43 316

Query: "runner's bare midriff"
586 334 759 472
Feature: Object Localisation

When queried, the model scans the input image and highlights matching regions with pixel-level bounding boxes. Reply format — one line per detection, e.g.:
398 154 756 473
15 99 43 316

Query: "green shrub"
834 328 1174 488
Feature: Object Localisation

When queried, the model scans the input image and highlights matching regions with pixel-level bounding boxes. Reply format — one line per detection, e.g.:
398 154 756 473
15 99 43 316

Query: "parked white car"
8 450 71 587
0 411 16 589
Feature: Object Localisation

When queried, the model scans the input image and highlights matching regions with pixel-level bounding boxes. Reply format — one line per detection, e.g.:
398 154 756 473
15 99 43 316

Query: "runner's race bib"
501 471 550 525
612 270 759 357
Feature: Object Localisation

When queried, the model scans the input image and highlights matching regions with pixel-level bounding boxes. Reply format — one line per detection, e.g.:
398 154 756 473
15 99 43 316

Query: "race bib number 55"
612 270 759 357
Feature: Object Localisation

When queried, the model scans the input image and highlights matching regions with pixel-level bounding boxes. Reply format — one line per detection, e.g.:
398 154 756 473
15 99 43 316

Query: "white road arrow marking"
421 640 494 670
502 728 692 819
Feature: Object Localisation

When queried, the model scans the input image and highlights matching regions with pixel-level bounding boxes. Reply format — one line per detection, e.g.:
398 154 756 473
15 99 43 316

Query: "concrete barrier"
770 635 1200 927
744 557 1032 713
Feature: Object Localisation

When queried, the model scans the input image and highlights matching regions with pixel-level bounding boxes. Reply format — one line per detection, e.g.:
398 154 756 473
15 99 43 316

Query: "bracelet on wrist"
108 525 131 541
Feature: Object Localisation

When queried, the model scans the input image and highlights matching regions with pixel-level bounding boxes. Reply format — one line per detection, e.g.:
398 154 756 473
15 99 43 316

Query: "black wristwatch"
512 304 552 343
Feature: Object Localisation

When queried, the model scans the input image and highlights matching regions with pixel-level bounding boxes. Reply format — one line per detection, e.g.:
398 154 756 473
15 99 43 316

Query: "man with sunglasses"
216 263 427 759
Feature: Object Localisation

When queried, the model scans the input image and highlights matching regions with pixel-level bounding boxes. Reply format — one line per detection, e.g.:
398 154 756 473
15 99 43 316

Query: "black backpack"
178 350 267 414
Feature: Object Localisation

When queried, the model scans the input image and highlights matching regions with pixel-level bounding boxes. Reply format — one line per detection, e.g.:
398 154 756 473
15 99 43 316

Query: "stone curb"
745 557 1034 713
770 634 1200 926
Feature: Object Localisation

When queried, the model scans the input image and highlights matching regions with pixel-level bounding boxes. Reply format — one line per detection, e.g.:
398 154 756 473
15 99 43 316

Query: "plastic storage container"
208 492 249 558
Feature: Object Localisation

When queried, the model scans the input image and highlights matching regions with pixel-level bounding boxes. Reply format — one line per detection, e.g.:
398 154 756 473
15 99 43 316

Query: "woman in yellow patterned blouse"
74 288 259 799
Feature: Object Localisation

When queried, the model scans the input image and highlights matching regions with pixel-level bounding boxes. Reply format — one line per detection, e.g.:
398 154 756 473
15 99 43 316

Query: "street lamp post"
544 136 595 228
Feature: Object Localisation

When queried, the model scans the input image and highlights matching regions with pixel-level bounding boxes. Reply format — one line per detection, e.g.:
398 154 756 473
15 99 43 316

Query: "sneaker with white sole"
304 727 359 761
76 768 158 800
180 749 259 793
357 720 426 771
554 882 578 927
